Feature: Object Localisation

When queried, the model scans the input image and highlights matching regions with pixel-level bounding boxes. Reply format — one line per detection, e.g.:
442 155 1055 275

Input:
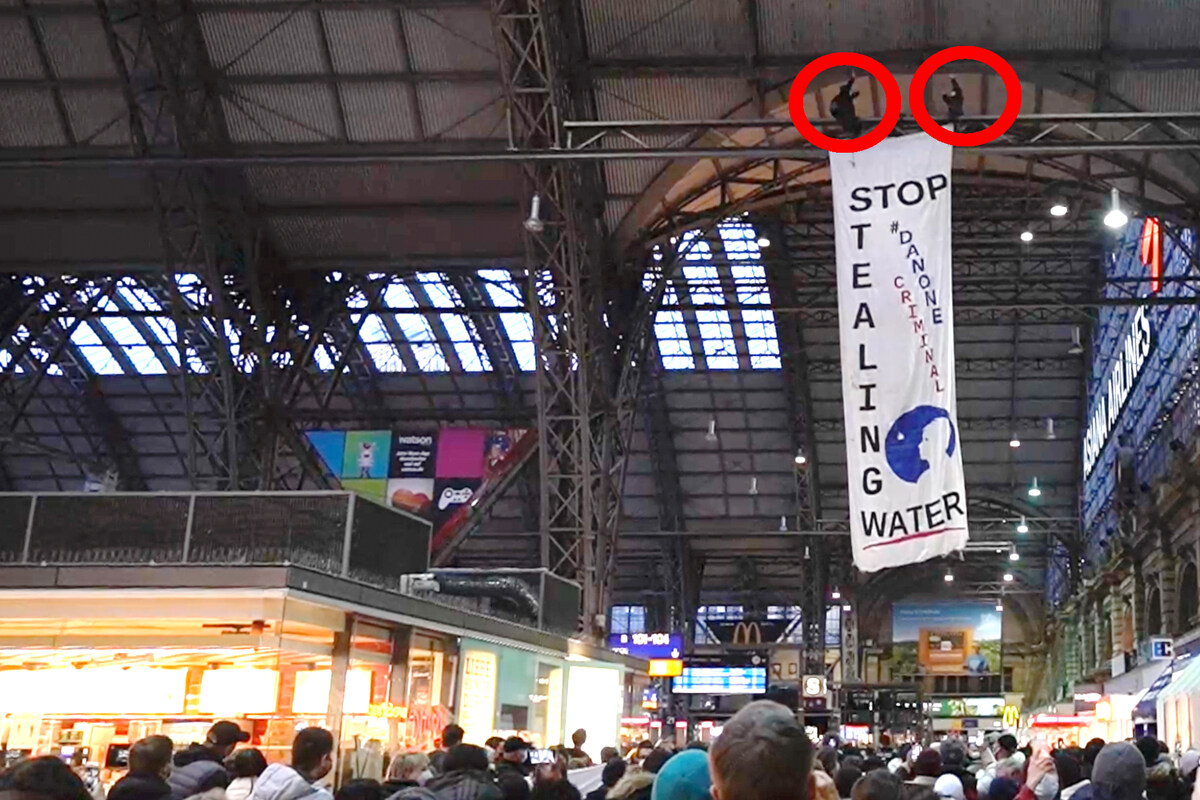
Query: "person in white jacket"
250 729 336 800
227 750 269 800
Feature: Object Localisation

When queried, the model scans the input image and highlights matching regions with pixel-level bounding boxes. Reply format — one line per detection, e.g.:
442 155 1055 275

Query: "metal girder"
492 0 617 635
762 213 828 680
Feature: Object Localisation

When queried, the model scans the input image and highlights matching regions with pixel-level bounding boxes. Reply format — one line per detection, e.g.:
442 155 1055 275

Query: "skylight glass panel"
721 224 782 370
654 310 694 370
97 315 168 375
417 274 491 373
682 258 739 369
384 282 449 373
67 320 125 375
175 273 207 306
354 313 405 373
0 349 20 374
477 269 536 372
312 343 336 372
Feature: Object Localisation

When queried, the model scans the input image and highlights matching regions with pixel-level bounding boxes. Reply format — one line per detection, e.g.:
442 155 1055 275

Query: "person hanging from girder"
830 75 861 137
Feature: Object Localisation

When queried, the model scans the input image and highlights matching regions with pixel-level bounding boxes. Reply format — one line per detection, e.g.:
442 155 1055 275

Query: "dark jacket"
382 782 419 798
110 773 173 800
584 789 608 800
169 745 231 800
490 764 528 800
423 771 503 800
1147 754 1187 800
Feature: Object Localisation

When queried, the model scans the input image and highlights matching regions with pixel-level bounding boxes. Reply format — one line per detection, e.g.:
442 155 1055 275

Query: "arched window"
1181 562 1199 628
1148 587 1163 636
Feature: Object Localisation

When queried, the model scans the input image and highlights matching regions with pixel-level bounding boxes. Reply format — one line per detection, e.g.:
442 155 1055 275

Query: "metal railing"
0 491 431 591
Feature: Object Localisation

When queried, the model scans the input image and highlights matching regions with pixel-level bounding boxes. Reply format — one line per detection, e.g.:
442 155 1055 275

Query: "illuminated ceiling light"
1020 229 1034 243
842 603 852 612
1009 434 1021 449
1068 327 1085 355
757 236 771 248
831 588 842 601
523 193 544 233
1045 418 1057 441
705 418 718 443
1017 516 1029 534
1049 200 1069 217
1003 572 1014 582
1028 477 1042 498
749 476 759 496
1104 187 1128 229
779 515 788 532
996 601 1005 611
794 447 807 466
1009 546 1020 562
944 570 954 583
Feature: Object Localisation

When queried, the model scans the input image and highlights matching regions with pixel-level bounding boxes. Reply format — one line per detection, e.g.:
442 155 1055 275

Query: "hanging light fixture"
794 447 807 466
1028 477 1042 498
1045 418 1057 441
749 476 759 496
1068 327 1085 355
842 603 852 612
757 235 771 248
705 418 718 443
1009 434 1021 448
1017 516 1029 534
804 545 811 560
779 515 788 532
1009 545 1020 562
1020 229 1034 243
1104 187 1129 229
996 601 1005 611
1003 572 1015 582
831 588 842 601
944 570 954 583
1049 199 1069 217
523 193 545 233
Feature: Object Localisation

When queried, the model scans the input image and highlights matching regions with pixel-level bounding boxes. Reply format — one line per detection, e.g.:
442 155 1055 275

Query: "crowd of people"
3 707 1197 800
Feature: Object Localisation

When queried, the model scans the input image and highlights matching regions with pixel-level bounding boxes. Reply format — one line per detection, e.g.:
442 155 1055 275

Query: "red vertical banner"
1141 217 1162 294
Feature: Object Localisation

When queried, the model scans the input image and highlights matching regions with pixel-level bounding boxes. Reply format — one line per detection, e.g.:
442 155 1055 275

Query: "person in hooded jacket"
1138 738 1187 800
250 728 335 800
605 769 654 800
414 745 502 800
169 722 249 800
226 750 268 800
1056 750 1090 800
109 737 175 800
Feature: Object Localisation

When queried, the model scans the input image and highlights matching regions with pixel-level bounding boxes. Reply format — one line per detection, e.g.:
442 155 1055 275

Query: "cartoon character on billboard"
357 440 377 478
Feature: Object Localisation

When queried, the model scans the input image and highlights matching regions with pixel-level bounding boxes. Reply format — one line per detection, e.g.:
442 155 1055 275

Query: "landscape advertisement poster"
890 601 1003 677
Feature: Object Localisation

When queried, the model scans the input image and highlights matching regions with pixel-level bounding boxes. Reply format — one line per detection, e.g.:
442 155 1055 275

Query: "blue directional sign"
608 632 683 660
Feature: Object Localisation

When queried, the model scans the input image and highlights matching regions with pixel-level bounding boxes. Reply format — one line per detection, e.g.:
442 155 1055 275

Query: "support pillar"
327 615 354 780
387 624 413 752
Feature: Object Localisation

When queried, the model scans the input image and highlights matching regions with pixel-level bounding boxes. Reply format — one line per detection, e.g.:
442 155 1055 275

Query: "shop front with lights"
0 569 639 783
455 640 627 754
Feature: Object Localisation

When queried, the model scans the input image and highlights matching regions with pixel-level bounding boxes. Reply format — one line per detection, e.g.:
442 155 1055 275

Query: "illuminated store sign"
1083 306 1153 477
459 650 498 747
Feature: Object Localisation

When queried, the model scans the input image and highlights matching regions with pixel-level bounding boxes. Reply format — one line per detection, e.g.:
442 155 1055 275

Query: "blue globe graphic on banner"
884 405 958 484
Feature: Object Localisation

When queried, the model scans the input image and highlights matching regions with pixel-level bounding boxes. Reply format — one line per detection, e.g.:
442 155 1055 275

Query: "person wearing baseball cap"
168 721 250 800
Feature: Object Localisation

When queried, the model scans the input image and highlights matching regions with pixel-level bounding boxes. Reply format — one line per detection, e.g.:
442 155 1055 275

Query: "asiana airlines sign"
1083 306 1153 477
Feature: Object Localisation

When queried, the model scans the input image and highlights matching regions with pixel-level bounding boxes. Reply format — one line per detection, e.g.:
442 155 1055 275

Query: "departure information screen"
672 666 767 695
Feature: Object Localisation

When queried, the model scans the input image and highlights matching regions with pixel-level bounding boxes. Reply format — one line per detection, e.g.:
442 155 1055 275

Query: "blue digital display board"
608 632 683 660
672 666 767 695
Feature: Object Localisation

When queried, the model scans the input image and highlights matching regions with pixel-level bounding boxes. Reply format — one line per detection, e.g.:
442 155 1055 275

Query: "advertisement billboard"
891 601 1002 676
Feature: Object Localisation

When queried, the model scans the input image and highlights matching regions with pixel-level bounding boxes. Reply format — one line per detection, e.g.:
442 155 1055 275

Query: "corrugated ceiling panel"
604 199 632 233
341 83 420 141
1111 0 1200 49
0 89 64 146
943 0 1102 50
0 18 41 78
61 87 129 146
1109 69 1200 114
37 14 117 79
200 10 325 75
0 169 150 211
415 81 504 140
322 9 407 74
757 0 922 55
584 0 745 58
596 76 750 121
400 7 496 72
222 83 339 142
244 162 521 205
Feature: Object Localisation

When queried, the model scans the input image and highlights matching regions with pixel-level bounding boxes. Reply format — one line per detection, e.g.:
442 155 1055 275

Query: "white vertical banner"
829 132 968 572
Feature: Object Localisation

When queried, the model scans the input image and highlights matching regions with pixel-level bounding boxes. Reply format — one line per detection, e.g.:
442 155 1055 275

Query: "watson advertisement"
890 601 1003 677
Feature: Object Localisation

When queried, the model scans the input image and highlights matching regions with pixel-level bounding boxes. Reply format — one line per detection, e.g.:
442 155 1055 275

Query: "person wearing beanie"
986 778 1019 800
649 750 710 800
1085 743 1146 800
909 752 942 788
